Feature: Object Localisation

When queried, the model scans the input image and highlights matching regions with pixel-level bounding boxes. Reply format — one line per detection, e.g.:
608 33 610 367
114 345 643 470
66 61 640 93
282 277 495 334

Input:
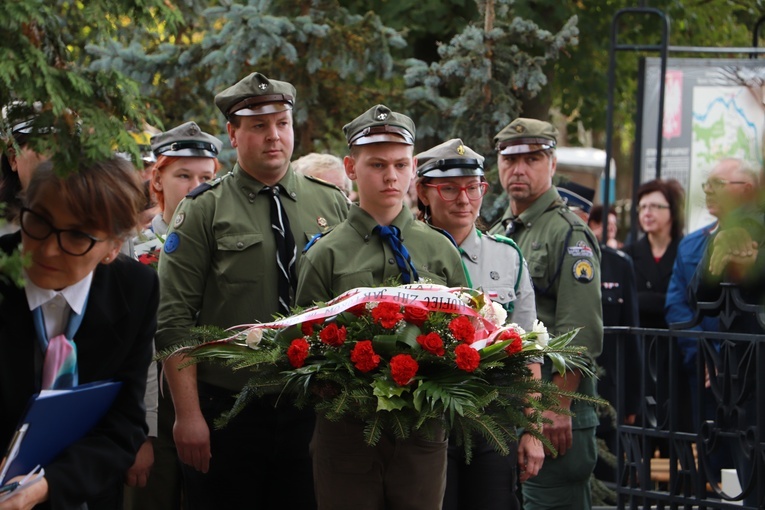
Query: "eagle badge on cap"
457 145 465 155
258 83 268 90
514 124 525 133
376 112 388 121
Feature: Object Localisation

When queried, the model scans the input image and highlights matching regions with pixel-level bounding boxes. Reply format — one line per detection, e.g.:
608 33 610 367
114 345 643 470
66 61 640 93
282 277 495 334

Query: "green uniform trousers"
311 416 447 510
521 427 597 510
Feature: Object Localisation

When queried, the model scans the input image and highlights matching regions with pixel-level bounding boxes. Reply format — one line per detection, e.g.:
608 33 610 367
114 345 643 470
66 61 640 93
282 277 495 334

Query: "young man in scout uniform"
155 72 349 509
295 105 468 510
489 118 603 510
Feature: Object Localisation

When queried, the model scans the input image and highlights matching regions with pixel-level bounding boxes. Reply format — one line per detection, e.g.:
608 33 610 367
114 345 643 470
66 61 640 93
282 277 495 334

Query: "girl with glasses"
415 139 542 510
0 156 158 509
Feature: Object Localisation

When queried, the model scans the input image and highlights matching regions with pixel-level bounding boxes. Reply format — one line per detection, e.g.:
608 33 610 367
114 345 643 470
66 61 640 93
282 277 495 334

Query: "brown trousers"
312 416 447 510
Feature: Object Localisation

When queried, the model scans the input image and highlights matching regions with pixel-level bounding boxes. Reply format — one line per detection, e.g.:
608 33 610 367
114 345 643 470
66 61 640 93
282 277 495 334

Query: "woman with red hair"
133 122 221 263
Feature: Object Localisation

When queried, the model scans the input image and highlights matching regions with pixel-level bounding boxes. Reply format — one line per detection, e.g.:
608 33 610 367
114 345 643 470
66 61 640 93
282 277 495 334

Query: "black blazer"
0 232 158 510
624 235 680 329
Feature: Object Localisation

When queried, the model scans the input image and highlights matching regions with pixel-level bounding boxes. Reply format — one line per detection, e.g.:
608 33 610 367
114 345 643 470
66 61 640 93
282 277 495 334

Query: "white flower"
532 320 549 347
457 291 475 306
480 301 508 328
245 328 263 349
507 323 526 335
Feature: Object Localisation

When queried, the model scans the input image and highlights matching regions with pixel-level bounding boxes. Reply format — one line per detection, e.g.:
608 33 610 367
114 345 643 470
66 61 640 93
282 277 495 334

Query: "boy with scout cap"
296 105 468 510
489 118 603 510
156 72 348 509
415 138 543 510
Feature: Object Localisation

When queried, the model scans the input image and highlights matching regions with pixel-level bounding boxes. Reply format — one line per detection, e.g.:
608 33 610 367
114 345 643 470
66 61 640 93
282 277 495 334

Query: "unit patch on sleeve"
567 240 594 258
572 258 594 283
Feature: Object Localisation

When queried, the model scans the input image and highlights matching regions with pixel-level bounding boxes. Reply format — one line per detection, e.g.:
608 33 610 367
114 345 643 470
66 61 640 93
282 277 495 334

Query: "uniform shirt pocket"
215 233 264 284
525 251 548 282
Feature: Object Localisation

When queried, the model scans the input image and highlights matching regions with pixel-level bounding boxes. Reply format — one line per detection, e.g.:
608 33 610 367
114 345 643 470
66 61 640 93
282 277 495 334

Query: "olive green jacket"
156 164 349 391
296 205 468 307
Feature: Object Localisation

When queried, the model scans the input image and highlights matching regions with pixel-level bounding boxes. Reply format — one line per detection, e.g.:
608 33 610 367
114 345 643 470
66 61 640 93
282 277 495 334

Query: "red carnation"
319 323 347 347
454 344 480 373
416 332 445 356
389 354 419 386
449 316 476 344
287 338 310 368
350 340 381 373
500 329 523 355
371 302 403 329
301 318 323 336
403 306 429 327
138 252 160 267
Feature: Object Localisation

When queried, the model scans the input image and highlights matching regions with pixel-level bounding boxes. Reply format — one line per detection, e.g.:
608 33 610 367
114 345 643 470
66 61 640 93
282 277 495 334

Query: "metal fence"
608 283 765 509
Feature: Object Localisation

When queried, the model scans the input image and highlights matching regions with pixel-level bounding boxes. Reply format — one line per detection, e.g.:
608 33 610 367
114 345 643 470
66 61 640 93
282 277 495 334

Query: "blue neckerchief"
374 225 419 284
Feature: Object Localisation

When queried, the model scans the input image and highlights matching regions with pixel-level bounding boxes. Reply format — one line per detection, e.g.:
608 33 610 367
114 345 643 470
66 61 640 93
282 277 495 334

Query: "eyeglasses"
424 182 488 202
637 203 670 213
20 208 105 256
701 178 748 192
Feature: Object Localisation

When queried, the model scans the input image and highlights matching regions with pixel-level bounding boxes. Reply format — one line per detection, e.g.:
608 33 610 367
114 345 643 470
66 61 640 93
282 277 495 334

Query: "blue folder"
0 380 122 482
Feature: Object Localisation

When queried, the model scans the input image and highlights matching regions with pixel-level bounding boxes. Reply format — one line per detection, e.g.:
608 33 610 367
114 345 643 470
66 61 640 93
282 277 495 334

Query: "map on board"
641 58 765 232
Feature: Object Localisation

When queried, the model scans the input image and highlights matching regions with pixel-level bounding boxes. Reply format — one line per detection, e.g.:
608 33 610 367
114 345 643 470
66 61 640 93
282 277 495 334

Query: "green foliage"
403 1 579 169
88 0 409 159
0 244 29 288
0 0 181 172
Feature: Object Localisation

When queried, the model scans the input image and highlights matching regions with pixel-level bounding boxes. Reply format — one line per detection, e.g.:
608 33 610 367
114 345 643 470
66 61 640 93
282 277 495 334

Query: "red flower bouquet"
168 285 596 460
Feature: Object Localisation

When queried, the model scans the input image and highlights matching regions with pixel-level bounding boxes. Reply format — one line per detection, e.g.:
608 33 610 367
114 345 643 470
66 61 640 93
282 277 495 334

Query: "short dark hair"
588 204 616 227
636 178 685 240
26 157 145 238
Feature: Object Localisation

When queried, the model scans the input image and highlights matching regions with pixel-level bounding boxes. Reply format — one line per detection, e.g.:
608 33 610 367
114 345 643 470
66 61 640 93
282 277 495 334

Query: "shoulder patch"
186 175 226 199
567 240 594 258
164 232 180 254
427 224 458 248
303 228 334 253
572 258 594 283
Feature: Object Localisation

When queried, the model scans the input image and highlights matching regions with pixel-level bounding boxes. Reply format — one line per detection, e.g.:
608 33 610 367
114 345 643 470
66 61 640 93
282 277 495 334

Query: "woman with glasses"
0 156 158 509
624 178 685 329
415 139 542 510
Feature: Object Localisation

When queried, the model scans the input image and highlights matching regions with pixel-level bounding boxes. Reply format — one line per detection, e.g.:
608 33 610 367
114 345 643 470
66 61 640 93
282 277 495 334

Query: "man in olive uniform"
296 105 468 510
489 118 603 510
155 72 349 509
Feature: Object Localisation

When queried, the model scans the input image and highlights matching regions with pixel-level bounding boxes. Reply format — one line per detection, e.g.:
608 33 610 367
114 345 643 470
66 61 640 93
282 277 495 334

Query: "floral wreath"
164 284 598 460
